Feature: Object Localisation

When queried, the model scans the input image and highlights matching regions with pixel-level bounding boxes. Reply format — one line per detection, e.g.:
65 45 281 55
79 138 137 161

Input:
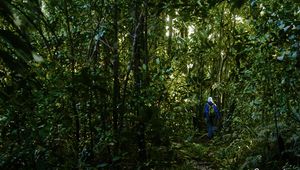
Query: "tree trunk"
88 86 94 161
63 0 80 167
132 0 147 165
112 0 120 156
167 13 173 58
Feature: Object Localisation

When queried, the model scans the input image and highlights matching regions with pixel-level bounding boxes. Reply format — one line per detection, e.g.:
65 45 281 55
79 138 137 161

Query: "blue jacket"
204 101 220 120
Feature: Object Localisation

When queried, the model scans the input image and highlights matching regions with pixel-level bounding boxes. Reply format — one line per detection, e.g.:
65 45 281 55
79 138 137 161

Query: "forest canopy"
0 0 300 169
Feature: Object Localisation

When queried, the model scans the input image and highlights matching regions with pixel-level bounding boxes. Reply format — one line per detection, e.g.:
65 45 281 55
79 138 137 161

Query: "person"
204 97 221 139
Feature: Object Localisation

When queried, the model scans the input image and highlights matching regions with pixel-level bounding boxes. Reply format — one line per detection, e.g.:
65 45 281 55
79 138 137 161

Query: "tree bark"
112 0 120 155
132 0 147 165
63 0 80 167
167 14 173 58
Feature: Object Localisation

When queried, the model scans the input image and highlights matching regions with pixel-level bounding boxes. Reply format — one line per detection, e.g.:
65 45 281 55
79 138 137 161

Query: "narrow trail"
188 160 214 170
174 133 218 170
193 135 216 170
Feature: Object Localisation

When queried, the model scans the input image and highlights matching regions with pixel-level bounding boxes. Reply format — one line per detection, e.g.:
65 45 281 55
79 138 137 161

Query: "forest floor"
182 159 214 170
172 132 219 170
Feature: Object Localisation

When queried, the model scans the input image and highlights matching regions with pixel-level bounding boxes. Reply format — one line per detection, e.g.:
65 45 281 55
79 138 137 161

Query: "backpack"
208 103 216 118
208 104 216 117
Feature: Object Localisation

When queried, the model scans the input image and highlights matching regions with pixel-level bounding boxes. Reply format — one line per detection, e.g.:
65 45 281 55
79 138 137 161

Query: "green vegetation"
0 0 300 169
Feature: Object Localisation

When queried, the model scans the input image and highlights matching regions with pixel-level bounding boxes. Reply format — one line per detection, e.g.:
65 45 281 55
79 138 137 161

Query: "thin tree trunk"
101 37 113 160
88 86 94 161
167 14 173 58
132 0 147 165
112 0 120 155
63 0 80 167
218 3 225 84
144 0 149 84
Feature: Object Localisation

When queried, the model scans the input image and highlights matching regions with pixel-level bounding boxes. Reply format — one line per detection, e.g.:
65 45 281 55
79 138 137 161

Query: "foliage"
0 0 300 169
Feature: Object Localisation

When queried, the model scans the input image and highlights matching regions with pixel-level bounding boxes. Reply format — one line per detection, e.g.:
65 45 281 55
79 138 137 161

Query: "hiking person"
204 97 221 139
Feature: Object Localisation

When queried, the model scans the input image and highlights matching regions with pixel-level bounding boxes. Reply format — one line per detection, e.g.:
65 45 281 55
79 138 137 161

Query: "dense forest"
0 0 300 169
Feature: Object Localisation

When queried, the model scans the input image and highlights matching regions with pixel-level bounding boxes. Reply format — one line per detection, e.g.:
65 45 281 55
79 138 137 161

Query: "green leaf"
250 0 256 7
156 58 160 65
32 52 44 62
289 51 297 59
97 163 109 168
278 21 285 29
142 64 147 70
277 55 284 61
112 156 121 162
283 25 290 32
